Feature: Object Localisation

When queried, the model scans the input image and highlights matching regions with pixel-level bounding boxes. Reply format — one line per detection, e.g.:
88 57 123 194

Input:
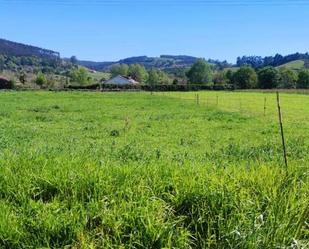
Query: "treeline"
237 52 309 68
110 60 309 89
186 60 309 89
225 66 309 89
76 56 309 90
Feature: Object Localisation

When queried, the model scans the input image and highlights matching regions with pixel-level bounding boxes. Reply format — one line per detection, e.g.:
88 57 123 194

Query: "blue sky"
0 0 308 63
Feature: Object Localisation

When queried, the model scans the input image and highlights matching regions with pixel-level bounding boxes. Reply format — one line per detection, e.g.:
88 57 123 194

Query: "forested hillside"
0 39 82 89
0 38 60 59
78 55 198 70
77 55 232 71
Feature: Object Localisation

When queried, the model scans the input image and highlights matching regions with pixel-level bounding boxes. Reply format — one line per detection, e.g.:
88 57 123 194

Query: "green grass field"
277 60 305 71
0 91 308 248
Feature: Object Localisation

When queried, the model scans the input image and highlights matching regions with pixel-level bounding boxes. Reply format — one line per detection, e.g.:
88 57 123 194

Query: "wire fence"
153 91 309 124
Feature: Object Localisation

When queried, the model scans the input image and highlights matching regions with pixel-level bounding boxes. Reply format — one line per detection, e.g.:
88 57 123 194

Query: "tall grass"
0 91 308 248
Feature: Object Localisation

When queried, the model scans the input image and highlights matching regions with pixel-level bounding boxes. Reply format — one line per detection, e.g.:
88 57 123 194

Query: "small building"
103 75 139 85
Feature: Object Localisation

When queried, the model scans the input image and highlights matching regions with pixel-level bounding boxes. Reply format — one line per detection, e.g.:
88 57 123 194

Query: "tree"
0 55 4 72
35 73 47 87
225 70 234 85
233 65 258 89
110 64 129 77
173 79 179 85
186 59 213 85
70 67 89 85
236 56 264 68
213 71 229 88
279 68 298 88
147 69 172 85
19 71 27 84
297 69 309 88
128 64 148 83
70 56 78 65
258 67 280 89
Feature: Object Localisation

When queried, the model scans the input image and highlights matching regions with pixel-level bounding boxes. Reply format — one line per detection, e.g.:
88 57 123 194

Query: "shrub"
66 83 100 90
297 69 309 88
35 73 47 87
69 67 90 85
0 77 14 89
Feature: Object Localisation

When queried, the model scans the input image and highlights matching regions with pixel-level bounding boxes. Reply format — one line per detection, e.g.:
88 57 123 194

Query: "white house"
103 75 139 85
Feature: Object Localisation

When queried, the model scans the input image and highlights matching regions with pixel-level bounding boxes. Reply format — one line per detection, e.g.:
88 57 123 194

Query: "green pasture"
0 91 308 248
277 60 305 71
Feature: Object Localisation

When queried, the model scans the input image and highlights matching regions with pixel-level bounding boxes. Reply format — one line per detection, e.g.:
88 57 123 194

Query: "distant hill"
277 60 307 70
77 55 232 71
0 38 60 59
77 55 201 71
1 38 309 74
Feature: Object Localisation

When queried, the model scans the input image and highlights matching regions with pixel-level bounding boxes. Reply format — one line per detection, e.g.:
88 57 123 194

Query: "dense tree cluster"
148 69 172 85
220 66 309 89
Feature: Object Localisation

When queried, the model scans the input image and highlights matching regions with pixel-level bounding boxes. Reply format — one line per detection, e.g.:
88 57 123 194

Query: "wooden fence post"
276 92 288 171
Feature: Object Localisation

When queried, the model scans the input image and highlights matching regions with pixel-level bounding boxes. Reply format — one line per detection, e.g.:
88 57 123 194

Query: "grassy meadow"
277 60 305 71
0 91 308 248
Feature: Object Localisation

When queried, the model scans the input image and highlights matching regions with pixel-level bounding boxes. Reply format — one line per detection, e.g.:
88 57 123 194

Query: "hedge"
65 84 234 91
0 78 15 89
